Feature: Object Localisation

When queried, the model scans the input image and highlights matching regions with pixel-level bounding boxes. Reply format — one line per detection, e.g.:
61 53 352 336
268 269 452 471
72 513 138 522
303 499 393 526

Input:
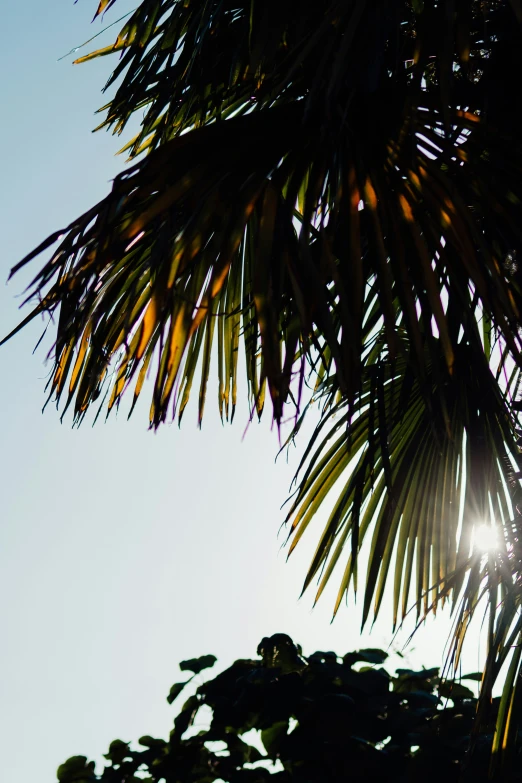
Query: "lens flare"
473 523 500 553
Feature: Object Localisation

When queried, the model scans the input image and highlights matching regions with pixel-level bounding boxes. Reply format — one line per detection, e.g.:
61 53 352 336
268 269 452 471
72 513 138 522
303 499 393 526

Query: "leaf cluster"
55 634 515 783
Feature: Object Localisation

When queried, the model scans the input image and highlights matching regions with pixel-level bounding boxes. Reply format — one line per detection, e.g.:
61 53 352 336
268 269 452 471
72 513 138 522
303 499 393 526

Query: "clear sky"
0 4 487 782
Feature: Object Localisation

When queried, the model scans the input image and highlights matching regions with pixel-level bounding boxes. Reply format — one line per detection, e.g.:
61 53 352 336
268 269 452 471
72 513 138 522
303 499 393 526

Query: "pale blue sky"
0 4 486 782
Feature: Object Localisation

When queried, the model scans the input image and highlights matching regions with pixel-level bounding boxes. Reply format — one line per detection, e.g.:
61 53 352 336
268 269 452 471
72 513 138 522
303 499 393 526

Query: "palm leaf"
5 2 522 427
284 329 521 625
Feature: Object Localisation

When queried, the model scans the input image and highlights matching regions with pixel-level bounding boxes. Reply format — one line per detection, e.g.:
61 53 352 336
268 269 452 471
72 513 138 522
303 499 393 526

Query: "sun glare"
473 523 500 553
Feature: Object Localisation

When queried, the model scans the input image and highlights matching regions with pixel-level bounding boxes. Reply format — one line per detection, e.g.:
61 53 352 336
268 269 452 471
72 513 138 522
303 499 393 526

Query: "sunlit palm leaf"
436 503 522 775
284 329 521 624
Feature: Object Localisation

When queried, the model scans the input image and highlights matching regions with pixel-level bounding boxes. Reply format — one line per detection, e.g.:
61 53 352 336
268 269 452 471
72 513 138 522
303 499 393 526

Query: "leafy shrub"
56 634 514 783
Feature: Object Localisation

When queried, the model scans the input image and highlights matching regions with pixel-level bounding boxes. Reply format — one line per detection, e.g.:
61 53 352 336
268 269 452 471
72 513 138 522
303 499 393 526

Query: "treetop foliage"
56 633 511 783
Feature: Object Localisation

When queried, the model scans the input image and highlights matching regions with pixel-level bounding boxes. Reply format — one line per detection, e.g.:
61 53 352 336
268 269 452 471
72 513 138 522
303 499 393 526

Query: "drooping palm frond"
4 0 522 429
284 325 521 626
6 104 316 426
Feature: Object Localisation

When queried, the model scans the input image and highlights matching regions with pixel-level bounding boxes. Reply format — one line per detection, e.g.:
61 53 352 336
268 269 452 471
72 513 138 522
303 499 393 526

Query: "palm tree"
5 0 522 770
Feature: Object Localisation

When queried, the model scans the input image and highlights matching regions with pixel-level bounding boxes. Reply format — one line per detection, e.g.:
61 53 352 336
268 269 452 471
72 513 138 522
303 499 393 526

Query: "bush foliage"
56 634 515 783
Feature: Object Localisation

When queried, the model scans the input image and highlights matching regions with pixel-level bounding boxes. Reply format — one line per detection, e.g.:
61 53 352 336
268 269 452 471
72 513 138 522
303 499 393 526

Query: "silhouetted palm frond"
5 1 522 428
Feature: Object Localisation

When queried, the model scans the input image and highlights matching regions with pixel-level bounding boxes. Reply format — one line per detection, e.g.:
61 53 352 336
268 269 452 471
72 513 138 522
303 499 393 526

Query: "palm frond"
284 329 521 625
5 2 522 429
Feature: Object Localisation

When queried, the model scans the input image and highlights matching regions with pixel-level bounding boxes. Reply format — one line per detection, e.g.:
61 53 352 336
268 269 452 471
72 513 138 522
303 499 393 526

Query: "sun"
473 523 501 553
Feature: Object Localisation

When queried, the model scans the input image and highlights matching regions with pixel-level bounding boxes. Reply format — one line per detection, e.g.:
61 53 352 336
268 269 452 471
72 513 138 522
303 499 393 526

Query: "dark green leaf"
261 720 289 757
167 680 192 705
179 655 217 675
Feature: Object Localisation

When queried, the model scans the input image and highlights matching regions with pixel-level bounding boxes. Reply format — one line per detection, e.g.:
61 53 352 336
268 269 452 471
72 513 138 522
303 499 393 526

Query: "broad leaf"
179 654 217 675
